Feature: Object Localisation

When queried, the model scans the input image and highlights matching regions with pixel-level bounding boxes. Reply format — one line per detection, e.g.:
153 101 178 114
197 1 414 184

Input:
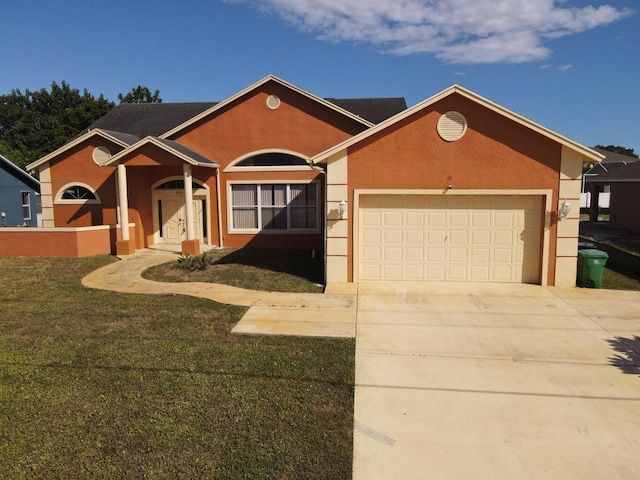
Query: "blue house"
0 154 41 227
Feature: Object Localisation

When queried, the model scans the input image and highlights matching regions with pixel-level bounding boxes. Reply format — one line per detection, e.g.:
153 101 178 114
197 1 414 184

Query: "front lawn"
603 265 640 291
143 248 324 293
0 256 354 479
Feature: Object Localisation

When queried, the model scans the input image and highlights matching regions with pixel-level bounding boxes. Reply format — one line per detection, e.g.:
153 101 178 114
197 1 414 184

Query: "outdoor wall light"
339 200 347 220
558 199 571 221
1 212 6 227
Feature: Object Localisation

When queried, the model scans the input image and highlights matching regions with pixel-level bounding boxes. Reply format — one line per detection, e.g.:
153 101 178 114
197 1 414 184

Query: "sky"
2 0 638 152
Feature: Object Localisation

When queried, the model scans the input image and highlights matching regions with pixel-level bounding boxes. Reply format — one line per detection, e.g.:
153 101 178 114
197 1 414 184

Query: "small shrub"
177 252 211 272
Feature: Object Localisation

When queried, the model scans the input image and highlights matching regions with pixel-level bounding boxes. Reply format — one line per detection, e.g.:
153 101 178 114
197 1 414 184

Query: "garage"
358 194 543 283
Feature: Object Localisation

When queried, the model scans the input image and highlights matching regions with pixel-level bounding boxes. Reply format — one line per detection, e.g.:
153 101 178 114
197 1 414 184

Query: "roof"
325 98 408 124
584 159 640 183
312 84 604 165
104 136 219 168
86 102 217 138
161 75 380 138
27 129 137 171
0 154 40 191
593 148 639 164
27 76 408 171
84 95 404 141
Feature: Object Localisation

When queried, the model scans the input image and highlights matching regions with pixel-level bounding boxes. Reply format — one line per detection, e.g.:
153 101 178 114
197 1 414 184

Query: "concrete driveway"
353 282 640 479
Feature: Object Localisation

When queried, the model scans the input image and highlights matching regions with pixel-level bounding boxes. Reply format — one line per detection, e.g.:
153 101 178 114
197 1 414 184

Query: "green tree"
0 81 114 169
118 85 162 104
595 144 638 159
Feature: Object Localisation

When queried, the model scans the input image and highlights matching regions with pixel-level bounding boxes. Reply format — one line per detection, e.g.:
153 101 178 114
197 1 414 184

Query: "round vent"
437 111 467 142
92 146 111 165
266 95 281 110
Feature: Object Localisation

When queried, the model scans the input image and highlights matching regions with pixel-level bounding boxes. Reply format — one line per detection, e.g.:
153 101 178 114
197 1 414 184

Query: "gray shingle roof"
585 160 640 183
594 148 639 164
326 98 408 124
87 103 217 137
84 97 407 139
154 138 219 167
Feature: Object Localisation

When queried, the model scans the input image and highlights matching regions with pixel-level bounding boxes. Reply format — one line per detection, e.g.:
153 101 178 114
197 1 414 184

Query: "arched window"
154 179 204 190
55 184 100 204
225 151 311 171
236 153 308 167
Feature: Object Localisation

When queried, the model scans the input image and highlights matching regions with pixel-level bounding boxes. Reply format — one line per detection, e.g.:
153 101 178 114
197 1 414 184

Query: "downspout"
216 169 224 248
311 164 327 288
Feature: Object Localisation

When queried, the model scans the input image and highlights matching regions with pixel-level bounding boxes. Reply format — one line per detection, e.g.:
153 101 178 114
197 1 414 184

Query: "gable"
346 93 562 190
169 80 374 169
313 84 603 166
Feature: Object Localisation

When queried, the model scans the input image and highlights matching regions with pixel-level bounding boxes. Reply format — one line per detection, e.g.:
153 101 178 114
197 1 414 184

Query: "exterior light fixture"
1 212 5 227
558 199 571 221
339 200 347 220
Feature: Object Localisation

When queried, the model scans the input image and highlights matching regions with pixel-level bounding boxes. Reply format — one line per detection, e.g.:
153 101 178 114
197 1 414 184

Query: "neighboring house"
583 149 640 231
0 154 41 227
25 75 602 286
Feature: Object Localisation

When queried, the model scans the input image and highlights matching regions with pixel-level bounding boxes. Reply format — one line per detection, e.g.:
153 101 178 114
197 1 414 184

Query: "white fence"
580 192 610 209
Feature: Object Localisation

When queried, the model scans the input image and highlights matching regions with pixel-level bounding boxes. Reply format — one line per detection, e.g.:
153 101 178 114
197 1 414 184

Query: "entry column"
116 163 135 255
182 163 200 255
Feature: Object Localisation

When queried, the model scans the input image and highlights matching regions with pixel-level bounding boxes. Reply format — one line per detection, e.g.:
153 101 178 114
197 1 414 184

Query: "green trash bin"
577 249 609 288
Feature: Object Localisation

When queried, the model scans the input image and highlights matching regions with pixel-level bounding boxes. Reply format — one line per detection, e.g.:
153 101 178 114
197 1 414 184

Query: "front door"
163 197 186 241
156 192 205 244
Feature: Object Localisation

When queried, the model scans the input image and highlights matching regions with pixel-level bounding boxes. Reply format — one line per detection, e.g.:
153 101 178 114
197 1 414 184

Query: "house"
0 154 41 227
24 75 602 287
583 149 640 231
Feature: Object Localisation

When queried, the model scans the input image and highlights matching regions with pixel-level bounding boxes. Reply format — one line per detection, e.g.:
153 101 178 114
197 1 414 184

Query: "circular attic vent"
437 111 468 142
92 146 111 165
266 95 281 110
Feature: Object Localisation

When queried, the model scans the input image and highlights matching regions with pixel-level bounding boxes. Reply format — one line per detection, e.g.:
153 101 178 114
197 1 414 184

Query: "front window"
230 183 318 231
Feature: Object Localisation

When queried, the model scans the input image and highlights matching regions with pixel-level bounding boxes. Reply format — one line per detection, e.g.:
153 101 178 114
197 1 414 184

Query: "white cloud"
232 0 633 64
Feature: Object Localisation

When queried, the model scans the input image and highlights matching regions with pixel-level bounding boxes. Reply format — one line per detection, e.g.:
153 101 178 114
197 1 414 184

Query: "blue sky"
2 0 638 152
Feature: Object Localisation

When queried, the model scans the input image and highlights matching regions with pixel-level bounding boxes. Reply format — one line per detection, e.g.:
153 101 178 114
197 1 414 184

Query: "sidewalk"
81 249 357 338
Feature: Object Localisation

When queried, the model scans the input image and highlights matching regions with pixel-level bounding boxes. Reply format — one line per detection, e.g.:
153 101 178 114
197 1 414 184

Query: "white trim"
103 136 218 168
224 149 313 172
226 180 321 234
161 75 374 139
0 224 133 233
312 84 604 165
27 129 132 171
54 182 101 204
21 191 32 221
351 189 552 286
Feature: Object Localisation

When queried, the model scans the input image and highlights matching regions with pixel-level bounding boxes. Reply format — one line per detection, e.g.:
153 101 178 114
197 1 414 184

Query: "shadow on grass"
210 248 324 285
608 336 640 375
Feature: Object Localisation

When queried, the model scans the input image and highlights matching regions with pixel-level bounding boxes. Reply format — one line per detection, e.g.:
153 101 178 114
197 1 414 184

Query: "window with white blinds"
230 183 318 231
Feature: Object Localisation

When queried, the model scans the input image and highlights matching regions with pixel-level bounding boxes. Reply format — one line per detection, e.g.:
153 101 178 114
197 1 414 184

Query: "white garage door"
358 195 542 283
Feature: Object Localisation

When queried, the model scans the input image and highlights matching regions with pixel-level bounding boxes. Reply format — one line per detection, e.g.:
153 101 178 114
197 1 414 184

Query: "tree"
595 144 638 159
0 81 115 169
118 85 162 104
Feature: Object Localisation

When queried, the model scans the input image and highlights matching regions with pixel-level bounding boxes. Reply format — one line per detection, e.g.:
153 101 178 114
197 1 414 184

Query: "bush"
177 252 211 272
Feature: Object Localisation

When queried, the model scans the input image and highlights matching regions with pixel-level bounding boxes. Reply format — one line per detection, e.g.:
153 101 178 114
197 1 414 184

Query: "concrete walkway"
81 249 357 338
82 250 640 479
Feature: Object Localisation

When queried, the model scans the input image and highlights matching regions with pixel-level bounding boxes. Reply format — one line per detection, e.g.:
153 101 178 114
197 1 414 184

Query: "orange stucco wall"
49 138 122 227
0 227 113 257
346 93 562 283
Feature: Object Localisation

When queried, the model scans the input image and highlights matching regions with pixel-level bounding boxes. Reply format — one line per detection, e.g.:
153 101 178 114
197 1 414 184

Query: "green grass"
143 248 325 293
603 265 640 291
0 256 354 479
